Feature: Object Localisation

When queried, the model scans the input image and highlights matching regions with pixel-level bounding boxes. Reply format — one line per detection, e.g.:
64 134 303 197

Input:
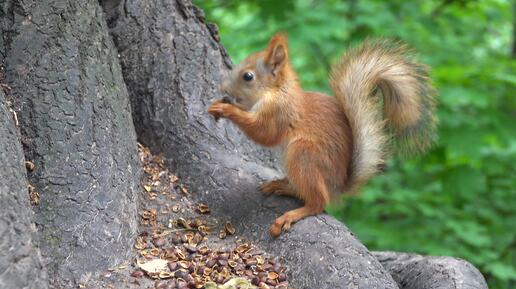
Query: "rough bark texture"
373 252 488 289
0 90 48 289
102 1 399 288
1 0 140 285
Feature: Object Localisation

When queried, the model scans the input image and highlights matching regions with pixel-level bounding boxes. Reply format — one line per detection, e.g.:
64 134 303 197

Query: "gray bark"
373 252 488 289
102 1 399 288
1 0 140 286
0 90 48 289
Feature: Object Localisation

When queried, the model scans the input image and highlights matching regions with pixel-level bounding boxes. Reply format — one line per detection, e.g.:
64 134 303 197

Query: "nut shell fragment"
25 161 35 171
159 271 173 279
177 217 191 229
224 221 236 235
267 271 279 280
197 203 210 214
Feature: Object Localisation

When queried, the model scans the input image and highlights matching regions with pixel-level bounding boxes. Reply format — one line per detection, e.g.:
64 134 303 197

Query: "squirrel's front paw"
208 101 232 120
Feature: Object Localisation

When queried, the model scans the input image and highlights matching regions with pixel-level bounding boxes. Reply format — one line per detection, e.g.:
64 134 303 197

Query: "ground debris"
25 160 35 171
27 184 39 205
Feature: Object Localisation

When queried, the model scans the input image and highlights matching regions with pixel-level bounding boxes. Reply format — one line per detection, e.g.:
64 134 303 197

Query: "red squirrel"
208 33 436 237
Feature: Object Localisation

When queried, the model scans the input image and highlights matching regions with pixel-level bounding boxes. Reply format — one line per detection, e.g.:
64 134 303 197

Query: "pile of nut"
133 144 291 289
133 232 289 289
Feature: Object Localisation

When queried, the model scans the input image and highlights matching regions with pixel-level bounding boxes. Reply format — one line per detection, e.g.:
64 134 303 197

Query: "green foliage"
195 0 516 287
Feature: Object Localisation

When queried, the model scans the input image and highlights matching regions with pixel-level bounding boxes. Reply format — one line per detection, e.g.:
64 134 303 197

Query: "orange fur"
208 33 436 236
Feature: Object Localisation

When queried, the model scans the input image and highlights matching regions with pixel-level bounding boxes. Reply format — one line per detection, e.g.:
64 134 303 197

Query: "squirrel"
208 33 436 237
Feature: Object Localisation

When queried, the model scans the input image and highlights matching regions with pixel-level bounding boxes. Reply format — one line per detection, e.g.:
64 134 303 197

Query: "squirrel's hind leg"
269 177 329 236
260 178 297 198
270 142 330 236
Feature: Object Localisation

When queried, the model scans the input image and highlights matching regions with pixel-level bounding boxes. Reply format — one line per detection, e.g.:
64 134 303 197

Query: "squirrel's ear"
265 33 288 76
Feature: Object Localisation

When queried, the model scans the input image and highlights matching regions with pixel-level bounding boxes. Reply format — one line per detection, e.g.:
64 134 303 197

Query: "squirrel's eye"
243 72 254 81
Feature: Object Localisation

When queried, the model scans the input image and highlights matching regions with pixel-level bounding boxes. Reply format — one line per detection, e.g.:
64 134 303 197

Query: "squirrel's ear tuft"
265 33 288 76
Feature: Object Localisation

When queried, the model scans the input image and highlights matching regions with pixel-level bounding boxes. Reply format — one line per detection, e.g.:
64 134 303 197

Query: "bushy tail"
329 39 436 193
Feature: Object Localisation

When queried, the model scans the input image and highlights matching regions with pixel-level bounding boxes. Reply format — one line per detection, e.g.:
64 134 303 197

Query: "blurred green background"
194 0 516 288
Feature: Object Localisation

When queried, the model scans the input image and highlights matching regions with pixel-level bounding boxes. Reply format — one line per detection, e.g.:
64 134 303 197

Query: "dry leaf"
137 259 169 274
205 277 256 289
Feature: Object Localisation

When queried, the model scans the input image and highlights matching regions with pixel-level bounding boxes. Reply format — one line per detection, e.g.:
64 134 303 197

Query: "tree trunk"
102 1 399 288
373 252 488 289
0 89 48 289
1 0 140 286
